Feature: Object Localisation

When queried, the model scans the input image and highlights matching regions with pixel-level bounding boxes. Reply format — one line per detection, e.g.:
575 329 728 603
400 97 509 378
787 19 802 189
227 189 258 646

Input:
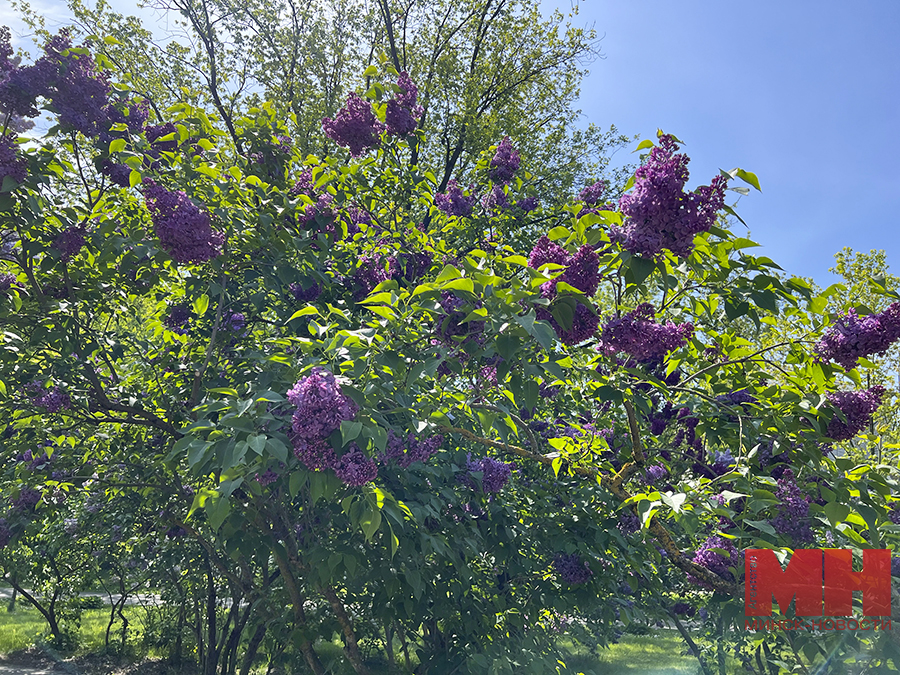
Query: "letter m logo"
745 549 823 616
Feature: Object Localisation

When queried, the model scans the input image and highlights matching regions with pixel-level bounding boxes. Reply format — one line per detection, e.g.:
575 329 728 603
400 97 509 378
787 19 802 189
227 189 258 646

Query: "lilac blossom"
553 553 593 585
826 386 885 441
334 444 378 486
290 281 321 303
53 223 88 261
0 133 27 186
143 181 223 264
578 181 606 206
384 72 422 136
769 468 813 544
488 136 520 184
38 31 111 137
287 368 358 443
596 304 693 361
815 304 900 370
434 180 476 217
689 535 737 588
516 196 539 212
379 430 443 468
13 487 41 510
322 92 382 156
466 454 514 493
615 135 726 258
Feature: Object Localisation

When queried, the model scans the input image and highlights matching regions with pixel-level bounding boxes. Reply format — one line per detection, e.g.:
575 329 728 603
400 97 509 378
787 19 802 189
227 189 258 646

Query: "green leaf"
531 321 556 351
626 256 656 285
289 471 306 498
109 138 127 153
193 294 209 317
206 495 230 530
363 64 379 77
824 502 850 527
744 519 776 535
287 306 318 322
551 456 563 477
633 139 655 152
734 168 762 191
660 492 687 513
360 506 382 541
547 226 569 241
208 387 238 397
341 420 363 445
129 170 142 187
440 278 474 293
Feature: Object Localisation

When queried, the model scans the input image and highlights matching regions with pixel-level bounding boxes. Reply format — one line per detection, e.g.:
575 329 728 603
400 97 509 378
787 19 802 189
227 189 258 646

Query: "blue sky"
3 0 899 284
543 0 900 284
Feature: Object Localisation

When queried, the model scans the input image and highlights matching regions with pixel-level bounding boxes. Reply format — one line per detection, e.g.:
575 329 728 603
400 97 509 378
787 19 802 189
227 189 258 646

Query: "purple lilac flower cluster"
826 386 885 441
38 32 111 136
164 302 192 332
815 304 900 370
716 390 757 406
380 430 443 468
334 444 378 487
769 468 813 544
28 383 71 413
13 487 41 511
434 180 476 217
710 450 735 476
1 30 111 137
143 181 223 264
322 92 383 157
481 185 511 211
614 135 726 258
0 133 27 186
0 272 16 292
516 196 539 212
527 236 601 345
466 454 514 493
437 291 485 346
644 464 667 484
255 469 279 486
596 304 693 361
53 223 89 261
287 369 358 474
353 254 398 300
17 449 53 471
617 509 640 534
889 505 900 525
287 369 357 443
578 181 606 206
384 72 422 137
488 137 520 184
553 553 593 585
290 281 321 303
689 535 737 588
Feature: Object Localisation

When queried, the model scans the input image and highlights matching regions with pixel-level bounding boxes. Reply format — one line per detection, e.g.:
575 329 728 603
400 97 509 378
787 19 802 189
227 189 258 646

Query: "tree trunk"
322 586 369 675
239 623 266 675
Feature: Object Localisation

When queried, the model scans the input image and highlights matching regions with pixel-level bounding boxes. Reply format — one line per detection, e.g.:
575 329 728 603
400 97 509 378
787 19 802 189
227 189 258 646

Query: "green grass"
1 605 710 674
0 604 144 656
558 633 701 674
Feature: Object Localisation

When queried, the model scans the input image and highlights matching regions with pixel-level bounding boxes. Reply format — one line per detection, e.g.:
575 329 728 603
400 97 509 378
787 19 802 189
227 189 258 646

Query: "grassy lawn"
558 634 700 675
0 604 705 674
0 604 145 656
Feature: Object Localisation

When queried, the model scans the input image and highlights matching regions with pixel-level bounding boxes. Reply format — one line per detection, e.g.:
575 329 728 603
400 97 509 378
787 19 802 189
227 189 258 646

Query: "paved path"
0 588 158 606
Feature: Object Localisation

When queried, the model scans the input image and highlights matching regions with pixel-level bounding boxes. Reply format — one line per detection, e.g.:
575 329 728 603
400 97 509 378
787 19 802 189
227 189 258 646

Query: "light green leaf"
193 294 209 317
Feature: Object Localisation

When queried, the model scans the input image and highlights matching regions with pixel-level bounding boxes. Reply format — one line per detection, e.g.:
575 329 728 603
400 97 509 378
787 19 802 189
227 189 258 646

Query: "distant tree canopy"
16 0 633 205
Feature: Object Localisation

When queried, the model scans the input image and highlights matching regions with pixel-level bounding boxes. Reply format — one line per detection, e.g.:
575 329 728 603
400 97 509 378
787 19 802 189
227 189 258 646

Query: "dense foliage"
4 18 900 675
